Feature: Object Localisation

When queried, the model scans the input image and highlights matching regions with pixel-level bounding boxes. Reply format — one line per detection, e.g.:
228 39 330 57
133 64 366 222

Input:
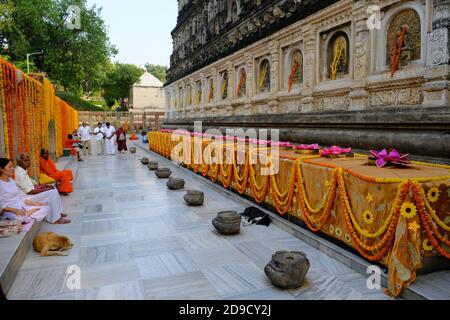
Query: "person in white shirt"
14 154 70 224
104 122 116 155
0 158 49 230
78 122 92 156
94 122 105 155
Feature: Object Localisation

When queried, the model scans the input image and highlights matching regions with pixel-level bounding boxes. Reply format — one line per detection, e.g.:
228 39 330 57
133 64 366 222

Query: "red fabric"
116 128 128 152
65 139 80 156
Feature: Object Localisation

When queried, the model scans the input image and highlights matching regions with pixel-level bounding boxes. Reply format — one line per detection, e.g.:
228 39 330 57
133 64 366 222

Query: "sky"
86 0 178 68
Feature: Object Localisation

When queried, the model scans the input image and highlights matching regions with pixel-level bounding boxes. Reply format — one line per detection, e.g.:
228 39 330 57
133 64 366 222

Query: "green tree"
102 62 144 110
0 0 117 92
144 63 167 83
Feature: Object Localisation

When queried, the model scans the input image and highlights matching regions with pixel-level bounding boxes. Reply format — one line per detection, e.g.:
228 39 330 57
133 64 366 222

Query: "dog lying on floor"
33 232 73 257
241 206 271 227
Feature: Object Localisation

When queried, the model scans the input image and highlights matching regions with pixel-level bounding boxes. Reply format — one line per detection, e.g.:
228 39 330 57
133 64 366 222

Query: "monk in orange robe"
39 149 73 195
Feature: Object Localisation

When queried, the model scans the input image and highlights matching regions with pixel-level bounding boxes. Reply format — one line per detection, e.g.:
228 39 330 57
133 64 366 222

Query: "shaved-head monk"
39 149 74 196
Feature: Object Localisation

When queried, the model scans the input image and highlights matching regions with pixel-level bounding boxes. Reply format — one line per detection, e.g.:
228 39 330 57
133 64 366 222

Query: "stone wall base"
164 106 450 160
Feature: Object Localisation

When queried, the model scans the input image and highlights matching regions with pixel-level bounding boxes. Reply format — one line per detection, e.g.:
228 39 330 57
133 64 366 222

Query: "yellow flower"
423 239 433 252
427 187 440 203
366 193 374 204
335 227 343 237
408 221 420 233
400 202 417 219
363 210 375 225
325 179 331 187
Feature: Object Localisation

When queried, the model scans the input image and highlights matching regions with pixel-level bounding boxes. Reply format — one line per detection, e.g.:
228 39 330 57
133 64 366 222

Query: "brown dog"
33 232 73 257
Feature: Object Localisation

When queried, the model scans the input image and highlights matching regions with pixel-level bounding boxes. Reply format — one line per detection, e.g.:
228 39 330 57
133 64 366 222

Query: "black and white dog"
241 207 271 227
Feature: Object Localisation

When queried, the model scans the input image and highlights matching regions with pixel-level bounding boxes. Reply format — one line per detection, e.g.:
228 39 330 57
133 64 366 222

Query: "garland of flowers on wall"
0 57 79 178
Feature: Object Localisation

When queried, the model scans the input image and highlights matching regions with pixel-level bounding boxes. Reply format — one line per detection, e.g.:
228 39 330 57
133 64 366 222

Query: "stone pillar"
243 53 253 116
301 25 316 112
349 0 370 110
423 0 450 107
226 61 234 115
269 42 280 112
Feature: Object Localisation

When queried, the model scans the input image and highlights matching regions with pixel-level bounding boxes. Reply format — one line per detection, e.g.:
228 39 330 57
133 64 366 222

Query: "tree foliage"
0 0 117 92
145 63 167 83
102 62 144 110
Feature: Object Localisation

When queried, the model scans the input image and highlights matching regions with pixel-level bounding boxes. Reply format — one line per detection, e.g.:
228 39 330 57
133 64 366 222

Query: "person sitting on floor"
0 158 50 229
66 134 83 162
15 154 70 224
39 149 74 196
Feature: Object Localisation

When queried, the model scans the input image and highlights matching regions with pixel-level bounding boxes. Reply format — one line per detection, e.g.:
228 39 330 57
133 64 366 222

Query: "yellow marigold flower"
400 202 417 219
408 221 420 233
427 187 440 203
363 210 375 225
366 193 374 204
423 239 433 252
335 227 343 237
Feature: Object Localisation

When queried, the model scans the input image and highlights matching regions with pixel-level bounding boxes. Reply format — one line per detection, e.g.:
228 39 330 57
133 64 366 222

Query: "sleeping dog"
33 232 73 257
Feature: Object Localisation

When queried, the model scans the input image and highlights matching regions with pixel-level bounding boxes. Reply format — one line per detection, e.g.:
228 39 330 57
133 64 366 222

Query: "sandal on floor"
54 218 71 224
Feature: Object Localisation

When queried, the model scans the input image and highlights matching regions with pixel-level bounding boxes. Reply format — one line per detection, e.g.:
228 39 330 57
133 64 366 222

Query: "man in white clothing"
104 122 116 155
94 122 105 155
78 122 92 156
14 154 70 224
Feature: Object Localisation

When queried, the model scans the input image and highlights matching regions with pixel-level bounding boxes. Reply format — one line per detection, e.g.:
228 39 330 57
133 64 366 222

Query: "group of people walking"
71 122 128 159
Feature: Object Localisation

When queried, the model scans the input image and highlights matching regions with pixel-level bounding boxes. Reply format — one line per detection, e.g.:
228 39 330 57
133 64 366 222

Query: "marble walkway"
7 143 392 300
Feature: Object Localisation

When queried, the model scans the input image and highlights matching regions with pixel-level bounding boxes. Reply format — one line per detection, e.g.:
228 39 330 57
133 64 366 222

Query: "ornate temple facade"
164 0 450 159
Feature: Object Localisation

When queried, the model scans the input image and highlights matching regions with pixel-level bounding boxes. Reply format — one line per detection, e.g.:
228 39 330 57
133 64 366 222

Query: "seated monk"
39 149 73 196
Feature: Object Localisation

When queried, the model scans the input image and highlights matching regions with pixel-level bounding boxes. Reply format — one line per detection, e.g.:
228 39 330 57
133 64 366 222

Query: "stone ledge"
135 142 449 300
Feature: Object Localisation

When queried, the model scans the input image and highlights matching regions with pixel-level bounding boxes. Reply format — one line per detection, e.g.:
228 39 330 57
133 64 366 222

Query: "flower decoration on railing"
370 149 411 168
320 146 352 157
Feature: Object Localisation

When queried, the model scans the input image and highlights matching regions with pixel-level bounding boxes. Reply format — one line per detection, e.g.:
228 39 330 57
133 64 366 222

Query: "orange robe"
39 157 74 193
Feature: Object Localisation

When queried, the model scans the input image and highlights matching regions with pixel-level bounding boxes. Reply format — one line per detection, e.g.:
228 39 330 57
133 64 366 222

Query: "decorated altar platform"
148 131 450 297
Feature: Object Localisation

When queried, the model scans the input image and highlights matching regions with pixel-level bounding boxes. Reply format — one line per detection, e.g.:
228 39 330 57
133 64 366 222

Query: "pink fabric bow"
320 146 352 156
294 144 320 150
370 149 410 168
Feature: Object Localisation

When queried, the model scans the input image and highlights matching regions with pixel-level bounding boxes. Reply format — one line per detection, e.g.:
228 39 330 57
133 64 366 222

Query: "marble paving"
6 143 393 300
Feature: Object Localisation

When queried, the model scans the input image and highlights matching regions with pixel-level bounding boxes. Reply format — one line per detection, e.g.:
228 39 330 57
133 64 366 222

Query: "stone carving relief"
316 96 350 111
427 28 450 66
386 9 421 68
369 88 424 106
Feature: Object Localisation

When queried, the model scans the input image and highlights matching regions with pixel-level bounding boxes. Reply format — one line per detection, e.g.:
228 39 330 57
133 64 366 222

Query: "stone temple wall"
164 0 450 159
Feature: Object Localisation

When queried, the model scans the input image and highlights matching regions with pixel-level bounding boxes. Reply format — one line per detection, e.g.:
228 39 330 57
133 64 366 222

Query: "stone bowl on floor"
212 211 241 235
141 157 149 165
167 178 185 190
130 147 137 154
155 168 172 179
184 190 204 206
265 251 310 289
148 161 159 171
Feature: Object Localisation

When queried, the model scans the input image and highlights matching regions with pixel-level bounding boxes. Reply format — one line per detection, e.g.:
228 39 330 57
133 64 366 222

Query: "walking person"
94 122 105 155
78 122 92 157
116 124 128 155
104 122 116 155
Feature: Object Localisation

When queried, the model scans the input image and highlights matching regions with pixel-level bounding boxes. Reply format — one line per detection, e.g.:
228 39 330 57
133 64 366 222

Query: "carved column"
349 0 370 110
423 0 450 107
243 53 253 116
301 25 316 112
226 61 234 116
268 42 280 113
